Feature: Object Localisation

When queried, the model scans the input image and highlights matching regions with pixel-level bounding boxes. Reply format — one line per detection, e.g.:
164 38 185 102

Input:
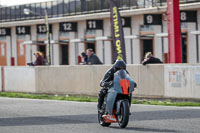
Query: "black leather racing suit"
98 66 130 109
97 66 133 110
97 67 115 110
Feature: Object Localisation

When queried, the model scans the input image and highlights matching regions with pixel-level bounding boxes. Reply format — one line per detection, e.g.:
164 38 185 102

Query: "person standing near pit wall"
142 52 163 65
27 51 45 66
86 49 103 65
81 52 88 65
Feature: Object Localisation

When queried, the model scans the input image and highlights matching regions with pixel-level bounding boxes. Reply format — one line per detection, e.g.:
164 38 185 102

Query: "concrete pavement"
0 97 200 133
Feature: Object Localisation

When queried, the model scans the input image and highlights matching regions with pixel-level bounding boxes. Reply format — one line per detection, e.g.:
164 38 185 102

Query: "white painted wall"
4 67 36 92
11 27 17 65
154 25 162 61
96 30 103 63
132 15 143 64
78 21 85 55
163 20 169 54
6 36 11 66
24 35 31 65
187 23 197 63
31 25 37 63
104 18 112 64
124 28 131 64
52 23 59 65
69 32 76 65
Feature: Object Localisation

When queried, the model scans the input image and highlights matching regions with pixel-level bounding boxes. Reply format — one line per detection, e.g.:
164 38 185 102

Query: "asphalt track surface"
0 97 200 133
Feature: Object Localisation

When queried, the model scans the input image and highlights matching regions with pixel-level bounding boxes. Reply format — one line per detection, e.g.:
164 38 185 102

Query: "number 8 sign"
180 11 197 22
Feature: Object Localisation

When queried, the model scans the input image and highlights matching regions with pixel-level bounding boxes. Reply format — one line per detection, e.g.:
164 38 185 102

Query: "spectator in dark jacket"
87 49 102 65
142 52 163 65
33 51 45 65
81 52 88 65
27 51 45 66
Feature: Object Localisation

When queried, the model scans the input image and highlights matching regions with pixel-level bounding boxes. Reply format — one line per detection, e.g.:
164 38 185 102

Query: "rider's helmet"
113 59 126 72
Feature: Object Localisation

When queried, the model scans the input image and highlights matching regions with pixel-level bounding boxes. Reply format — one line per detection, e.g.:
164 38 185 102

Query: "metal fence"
0 0 199 23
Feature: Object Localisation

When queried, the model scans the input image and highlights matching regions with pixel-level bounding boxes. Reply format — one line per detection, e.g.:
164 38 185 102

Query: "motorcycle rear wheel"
117 100 129 128
98 111 111 127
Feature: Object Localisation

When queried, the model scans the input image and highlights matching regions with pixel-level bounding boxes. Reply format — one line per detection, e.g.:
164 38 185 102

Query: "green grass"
131 99 200 106
0 92 200 106
0 92 97 102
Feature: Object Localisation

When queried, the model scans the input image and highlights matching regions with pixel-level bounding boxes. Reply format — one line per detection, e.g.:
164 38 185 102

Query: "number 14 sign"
16 26 31 35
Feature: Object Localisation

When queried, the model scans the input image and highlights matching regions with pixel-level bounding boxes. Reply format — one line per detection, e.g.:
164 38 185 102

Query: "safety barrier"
1 64 200 99
164 65 200 99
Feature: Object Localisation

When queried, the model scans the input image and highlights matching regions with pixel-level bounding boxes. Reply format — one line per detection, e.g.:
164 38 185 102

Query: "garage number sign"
180 11 197 22
144 14 162 25
86 20 103 30
59 22 77 32
0 28 11 36
37 24 52 34
16 26 31 35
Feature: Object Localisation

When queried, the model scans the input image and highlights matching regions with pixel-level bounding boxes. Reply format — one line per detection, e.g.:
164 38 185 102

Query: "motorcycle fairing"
106 87 117 115
106 69 135 115
120 78 130 95
102 109 118 123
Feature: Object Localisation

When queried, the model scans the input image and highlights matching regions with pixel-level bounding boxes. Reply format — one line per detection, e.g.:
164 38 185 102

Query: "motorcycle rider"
97 59 128 111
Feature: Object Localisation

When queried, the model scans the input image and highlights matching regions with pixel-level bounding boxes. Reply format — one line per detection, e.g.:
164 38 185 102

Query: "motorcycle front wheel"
117 100 129 128
98 111 111 127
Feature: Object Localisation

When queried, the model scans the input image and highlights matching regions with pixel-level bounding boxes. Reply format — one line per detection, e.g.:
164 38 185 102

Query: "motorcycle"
98 69 136 128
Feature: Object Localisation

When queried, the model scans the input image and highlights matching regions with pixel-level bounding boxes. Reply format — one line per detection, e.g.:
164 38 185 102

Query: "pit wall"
1 64 200 99
4 67 36 93
164 65 200 99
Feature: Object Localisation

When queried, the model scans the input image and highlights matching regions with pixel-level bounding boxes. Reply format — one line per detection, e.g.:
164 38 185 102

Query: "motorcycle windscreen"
113 69 135 93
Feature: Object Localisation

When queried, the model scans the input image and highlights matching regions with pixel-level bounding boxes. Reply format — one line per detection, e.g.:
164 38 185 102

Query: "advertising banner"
110 0 126 62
